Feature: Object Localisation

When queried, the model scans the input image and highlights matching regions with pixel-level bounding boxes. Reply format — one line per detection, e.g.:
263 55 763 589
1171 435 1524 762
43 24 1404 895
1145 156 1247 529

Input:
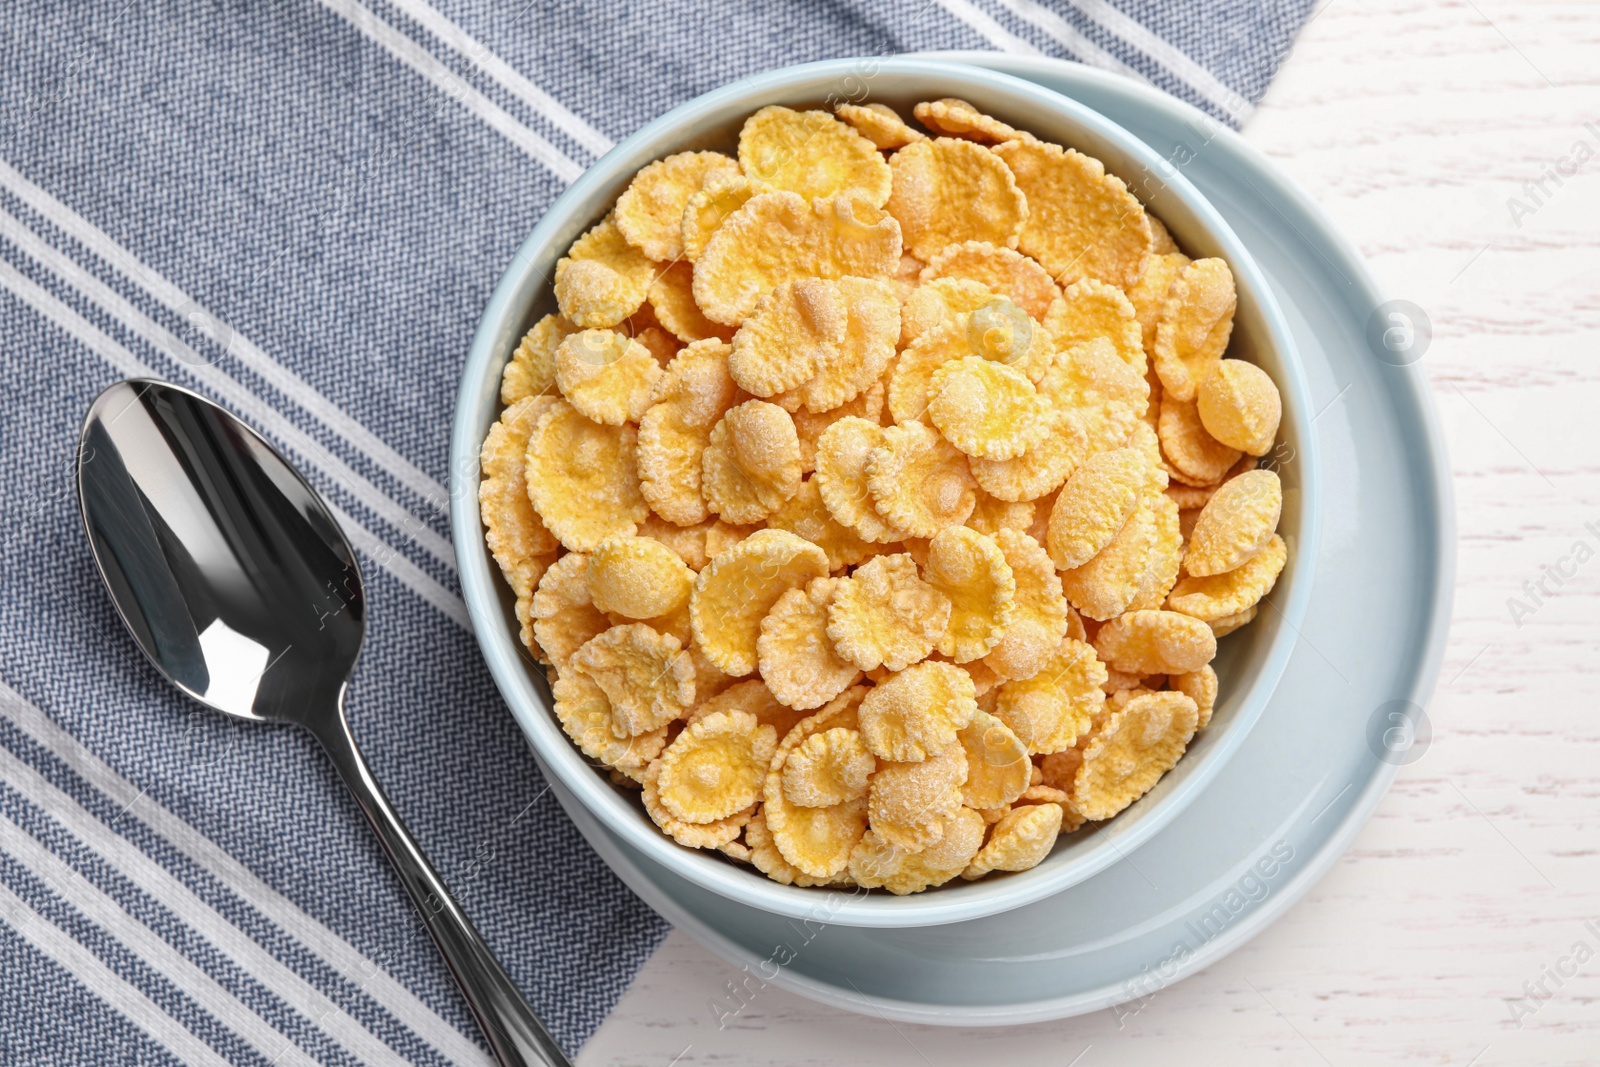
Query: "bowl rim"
450 56 1322 929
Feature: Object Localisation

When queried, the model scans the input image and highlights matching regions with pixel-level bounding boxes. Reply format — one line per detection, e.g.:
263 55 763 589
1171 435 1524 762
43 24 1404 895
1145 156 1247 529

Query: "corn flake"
554 329 662 426
993 637 1106 753
922 527 1016 662
868 739 968 851
782 727 876 806
1129 490 1183 611
1036 337 1149 455
958 709 1031 809
969 406 1088 503
866 421 977 537
647 260 733 344
691 528 829 677
501 314 574 405
962 801 1062 878
1127 251 1190 356
814 416 908 543
858 661 977 762
1209 605 1257 637
1185 469 1282 577
793 381 885 474
694 191 903 325
773 276 900 414
767 477 875 571
966 491 1035 536
681 175 771 262
983 529 1069 681
1159 394 1242 486
826 553 950 672
480 396 560 597
729 277 845 397
921 241 1059 321
702 400 803 523
1093 609 1217 676
849 808 984 894
913 98 1022 144
928 356 1051 461
886 138 1028 261
526 400 646 551
1061 496 1157 621
655 709 777 822
554 216 655 329
1046 446 1148 570
993 139 1150 289
616 150 742 262
571 623 696 737
1167 533 1287 622
900 277 993 348
742 810 833 886
835 101 926 150
1196 358 1282 456
552 669 667 778
1152 258 1236 402
1044 279 1145 373
641 760 754 848
687 678 811 741
1170 663 1218 731
739 105 892 207
1072 691 1198 821
587 535 695 620
758 577 863 711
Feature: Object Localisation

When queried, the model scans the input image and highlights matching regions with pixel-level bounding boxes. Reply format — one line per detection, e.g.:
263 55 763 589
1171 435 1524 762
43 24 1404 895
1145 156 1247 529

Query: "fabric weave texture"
0 1 1314 1062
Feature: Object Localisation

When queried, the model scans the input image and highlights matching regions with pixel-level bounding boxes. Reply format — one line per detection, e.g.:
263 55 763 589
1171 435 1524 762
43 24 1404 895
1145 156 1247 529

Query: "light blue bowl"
450 58 1321 929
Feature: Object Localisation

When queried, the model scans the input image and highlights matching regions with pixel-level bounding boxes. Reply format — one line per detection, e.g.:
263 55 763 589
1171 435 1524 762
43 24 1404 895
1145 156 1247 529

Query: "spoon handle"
311 709 571 1067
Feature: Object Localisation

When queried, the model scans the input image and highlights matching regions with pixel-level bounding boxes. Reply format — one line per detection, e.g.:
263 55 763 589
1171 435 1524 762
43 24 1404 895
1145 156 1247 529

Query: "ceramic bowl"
450 56 1320 929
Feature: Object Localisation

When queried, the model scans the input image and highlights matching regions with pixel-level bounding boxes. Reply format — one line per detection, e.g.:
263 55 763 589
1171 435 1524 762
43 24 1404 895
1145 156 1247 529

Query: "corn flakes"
1072 691 1198 821
554 216 655 329
866 421 977 537
525 400 645 551
1152 258 1236 402
992 139 1150 288
616 150 742 262
501 314 574 405
886 137 1028 260
826 553 950 672
738 105 893 207
758 577 863 711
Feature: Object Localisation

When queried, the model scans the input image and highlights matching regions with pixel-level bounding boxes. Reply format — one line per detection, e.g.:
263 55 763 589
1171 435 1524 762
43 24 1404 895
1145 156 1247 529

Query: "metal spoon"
76 378 569 1067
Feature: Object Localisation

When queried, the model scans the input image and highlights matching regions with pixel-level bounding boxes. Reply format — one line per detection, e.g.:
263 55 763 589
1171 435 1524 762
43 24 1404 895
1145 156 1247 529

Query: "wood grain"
581 3 1600 1063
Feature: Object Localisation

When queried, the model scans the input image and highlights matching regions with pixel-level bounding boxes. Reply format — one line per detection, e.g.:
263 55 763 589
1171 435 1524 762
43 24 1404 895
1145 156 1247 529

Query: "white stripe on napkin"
0 745 415 1066
313 0 585 183
934 0 1042 53
0 879 230 1066
1063 0 1253 120
0 816 310 1065
0 259 469 626
0 682 491 1066
380 0 614 157
0 208 459 576
987 0 1146 77
0 155 450 514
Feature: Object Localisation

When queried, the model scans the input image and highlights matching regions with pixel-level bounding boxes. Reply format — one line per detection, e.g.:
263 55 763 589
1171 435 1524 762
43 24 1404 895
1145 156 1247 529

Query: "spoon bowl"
78 378 568 1067
78 379 364 724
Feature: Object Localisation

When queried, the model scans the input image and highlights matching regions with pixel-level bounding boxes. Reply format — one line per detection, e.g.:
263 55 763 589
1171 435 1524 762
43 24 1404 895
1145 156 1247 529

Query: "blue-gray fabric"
0 1 1314 1062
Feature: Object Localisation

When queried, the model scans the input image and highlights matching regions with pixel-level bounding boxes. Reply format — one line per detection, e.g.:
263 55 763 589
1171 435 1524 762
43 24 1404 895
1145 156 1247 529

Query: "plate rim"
550 53 1457 1024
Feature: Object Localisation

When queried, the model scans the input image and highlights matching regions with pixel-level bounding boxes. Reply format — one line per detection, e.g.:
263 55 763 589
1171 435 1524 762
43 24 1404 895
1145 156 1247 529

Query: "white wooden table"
580 2 1600 1063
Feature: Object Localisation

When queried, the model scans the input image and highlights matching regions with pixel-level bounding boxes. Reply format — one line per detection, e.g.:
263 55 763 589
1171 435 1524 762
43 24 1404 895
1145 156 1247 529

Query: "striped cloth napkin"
0 2 1314 1062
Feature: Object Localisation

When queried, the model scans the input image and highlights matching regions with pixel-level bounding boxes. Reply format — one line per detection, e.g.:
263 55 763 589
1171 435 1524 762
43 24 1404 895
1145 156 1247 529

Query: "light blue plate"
532 55 1454 1022
452 57 1321 929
